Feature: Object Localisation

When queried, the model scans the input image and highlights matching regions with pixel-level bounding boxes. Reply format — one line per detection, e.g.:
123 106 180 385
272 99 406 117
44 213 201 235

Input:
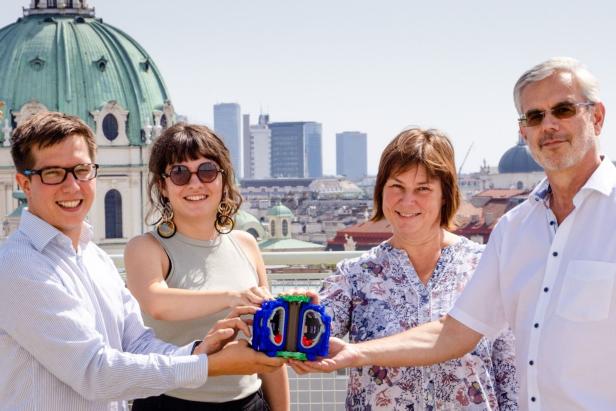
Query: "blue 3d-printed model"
252 295 331 361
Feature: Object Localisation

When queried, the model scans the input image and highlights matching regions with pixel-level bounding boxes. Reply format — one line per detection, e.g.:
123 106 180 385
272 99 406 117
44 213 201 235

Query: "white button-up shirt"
0 210 208 411
450 158 616 411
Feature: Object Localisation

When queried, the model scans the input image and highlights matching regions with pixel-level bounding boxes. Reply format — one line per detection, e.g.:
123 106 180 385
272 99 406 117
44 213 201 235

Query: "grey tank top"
143 230 261 402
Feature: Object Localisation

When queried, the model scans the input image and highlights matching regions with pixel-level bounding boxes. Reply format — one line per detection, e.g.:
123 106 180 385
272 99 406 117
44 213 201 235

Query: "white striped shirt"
0 210 208 411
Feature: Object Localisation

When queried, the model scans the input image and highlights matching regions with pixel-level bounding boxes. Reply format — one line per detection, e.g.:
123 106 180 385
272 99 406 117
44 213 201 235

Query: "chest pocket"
556 260 616 322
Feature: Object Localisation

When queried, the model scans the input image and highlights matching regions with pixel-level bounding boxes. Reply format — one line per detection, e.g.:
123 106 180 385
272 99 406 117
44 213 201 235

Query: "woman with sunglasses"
124 123 288 411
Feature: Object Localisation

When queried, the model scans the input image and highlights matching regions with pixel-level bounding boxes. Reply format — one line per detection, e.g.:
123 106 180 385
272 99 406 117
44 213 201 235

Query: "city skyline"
2 0 616 175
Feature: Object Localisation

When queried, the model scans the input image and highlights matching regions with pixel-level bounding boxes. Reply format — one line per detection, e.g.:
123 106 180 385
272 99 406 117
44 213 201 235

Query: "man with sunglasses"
0 112 285 410
292 57 616 410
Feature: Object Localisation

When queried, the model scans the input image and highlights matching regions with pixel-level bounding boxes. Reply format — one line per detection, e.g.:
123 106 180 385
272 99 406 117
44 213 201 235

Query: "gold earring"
156 201 176 238
215 199 235 234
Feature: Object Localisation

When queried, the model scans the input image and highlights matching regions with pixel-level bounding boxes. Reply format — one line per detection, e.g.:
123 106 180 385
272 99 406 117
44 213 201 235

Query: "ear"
158 180 168 199
15 172 33 200
592 102 606 135
518 125 529 143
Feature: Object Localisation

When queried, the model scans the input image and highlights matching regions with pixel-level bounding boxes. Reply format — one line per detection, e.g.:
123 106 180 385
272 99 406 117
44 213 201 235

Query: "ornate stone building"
0 1 175 249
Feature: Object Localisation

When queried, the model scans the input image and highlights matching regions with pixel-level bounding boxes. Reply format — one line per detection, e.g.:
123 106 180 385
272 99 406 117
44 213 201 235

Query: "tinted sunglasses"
163 162 224 185
518 101 595 127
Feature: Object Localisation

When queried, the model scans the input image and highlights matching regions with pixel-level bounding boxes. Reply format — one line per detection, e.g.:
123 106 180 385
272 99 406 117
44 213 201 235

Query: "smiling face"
15 134 95 246
382 164 444 241
519 71 605 172
160 156 224 226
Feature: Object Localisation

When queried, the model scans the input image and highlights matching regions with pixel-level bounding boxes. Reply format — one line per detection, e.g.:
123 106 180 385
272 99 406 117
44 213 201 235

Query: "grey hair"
513 57 601 114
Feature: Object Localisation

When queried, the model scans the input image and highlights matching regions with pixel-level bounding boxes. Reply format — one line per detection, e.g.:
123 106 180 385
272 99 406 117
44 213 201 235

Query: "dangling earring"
215 196 235 234
157 201 176 238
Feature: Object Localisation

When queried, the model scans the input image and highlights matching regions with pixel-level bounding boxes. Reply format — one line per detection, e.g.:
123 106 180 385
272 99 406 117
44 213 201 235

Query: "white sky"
2 0 616 175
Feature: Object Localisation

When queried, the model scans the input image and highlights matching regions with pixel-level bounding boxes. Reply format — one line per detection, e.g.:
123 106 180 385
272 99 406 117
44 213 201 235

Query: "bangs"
160 130 221 170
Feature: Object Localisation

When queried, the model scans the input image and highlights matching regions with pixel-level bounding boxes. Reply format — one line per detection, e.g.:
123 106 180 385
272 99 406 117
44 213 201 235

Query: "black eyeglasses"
518 101 595 127
23 163 99 185
162 162 224 186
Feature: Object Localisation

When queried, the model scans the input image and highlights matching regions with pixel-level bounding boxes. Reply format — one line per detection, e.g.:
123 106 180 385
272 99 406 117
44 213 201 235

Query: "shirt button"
531 397 536 402
552 251 558 257
534 323 539 328
544 287 549 292
549 221 555 225
529 360 534 365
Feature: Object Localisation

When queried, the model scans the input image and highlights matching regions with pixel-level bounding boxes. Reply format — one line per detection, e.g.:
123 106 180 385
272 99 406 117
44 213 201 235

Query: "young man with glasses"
0 112 285 410
292 57 616 410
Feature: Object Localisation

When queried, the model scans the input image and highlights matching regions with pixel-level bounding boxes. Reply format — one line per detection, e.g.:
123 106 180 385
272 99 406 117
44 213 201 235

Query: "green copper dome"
267 204 294 218
0 1 173 145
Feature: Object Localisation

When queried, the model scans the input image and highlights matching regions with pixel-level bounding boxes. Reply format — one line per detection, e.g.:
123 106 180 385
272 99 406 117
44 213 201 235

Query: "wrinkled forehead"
520 71 582 111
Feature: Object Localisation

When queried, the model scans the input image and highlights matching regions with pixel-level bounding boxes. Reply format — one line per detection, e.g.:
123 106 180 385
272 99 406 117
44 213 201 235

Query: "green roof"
259 238 324 251
0 11 170 144
267 204 294 218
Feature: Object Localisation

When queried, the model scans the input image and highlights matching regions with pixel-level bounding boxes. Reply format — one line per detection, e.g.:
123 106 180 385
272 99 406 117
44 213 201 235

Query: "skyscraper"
213 103 241 177
269 121 322 178
305 122 323 178
336 131 368 180
243 114 271 179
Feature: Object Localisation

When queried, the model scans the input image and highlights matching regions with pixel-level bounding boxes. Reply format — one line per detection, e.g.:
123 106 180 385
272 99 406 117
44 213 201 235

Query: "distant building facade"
336 131 367 180
243 114 271 179
269 121 322 178
213 103 242 176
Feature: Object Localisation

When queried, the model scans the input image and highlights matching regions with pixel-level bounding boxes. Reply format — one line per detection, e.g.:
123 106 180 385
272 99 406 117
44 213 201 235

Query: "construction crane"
458 142 474 175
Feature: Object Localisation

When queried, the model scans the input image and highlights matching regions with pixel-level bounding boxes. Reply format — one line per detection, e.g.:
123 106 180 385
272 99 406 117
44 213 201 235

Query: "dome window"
29 56 46 71
140 59 151 72
160 114 168 129
94 56 108 72
102 114 119 141
282 220 289 236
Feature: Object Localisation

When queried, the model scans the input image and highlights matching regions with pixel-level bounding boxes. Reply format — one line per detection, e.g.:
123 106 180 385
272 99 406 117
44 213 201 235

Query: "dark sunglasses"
162 162 224 186
518 101 595 127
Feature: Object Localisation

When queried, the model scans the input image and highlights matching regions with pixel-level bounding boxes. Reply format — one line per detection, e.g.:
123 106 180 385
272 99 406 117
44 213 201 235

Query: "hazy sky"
2 1 616 175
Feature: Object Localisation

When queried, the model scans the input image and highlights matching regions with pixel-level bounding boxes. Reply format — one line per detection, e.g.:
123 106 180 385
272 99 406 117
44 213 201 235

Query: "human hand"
288 337 358 374
229 286 272 308
195 305 261 355
207 339 287 376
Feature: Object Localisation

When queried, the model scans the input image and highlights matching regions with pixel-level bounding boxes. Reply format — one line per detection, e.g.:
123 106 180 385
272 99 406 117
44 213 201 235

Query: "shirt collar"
580 156 616 197
18 209 93 252
531 156 616 203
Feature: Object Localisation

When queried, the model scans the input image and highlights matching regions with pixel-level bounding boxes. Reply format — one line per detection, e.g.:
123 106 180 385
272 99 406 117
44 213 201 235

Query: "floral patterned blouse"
320 237 518 411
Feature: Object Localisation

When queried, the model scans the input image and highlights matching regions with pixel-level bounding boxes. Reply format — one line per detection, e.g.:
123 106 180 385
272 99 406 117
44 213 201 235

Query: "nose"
540 110 560 132
60 171 81 191
187 171 202 186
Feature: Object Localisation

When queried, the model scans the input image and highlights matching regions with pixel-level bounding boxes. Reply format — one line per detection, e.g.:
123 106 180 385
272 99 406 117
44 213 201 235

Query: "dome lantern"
25 1 95 17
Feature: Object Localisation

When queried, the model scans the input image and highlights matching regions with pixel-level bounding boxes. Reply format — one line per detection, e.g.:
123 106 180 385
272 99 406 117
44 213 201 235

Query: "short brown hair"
10 112 97 173
372 127 460 228
147 123 242 224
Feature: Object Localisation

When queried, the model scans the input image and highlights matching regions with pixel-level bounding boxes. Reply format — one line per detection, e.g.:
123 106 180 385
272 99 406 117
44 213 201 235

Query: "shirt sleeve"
491 328 519 411
0 250 208 402
449 221 509 339
319 261 353 338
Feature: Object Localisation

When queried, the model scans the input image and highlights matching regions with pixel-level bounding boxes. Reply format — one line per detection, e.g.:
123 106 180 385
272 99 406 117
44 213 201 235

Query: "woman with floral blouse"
311 128 518 410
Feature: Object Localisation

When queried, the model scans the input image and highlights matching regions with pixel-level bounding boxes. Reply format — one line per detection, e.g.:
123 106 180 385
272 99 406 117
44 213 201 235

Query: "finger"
288 359 315 374
260 286 274 300
305 290 320 304
214 317 252 338
251 286 272 300
226 305 258 318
